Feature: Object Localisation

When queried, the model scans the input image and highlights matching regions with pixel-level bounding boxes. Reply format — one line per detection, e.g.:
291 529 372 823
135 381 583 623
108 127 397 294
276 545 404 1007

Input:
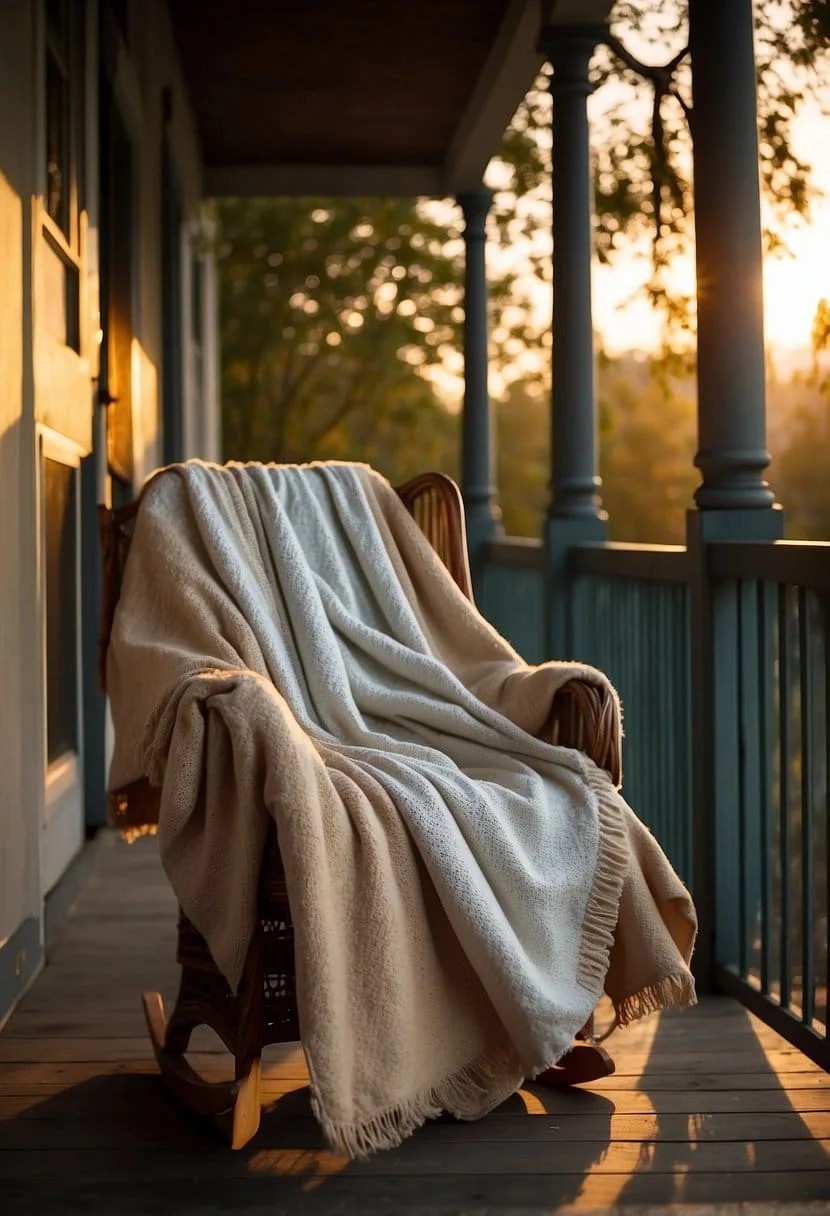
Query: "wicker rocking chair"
98 470 621 1150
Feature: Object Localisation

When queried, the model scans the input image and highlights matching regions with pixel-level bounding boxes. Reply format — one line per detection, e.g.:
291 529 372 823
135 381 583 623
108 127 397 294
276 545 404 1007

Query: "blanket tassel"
312 1044 520 1160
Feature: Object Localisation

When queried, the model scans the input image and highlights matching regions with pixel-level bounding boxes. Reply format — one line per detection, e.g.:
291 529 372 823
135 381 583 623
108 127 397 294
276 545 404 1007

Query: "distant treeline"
494 353 830 544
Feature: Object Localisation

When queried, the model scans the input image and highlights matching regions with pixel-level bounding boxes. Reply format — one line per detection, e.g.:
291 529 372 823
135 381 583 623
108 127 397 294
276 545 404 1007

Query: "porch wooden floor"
0 837 828 1215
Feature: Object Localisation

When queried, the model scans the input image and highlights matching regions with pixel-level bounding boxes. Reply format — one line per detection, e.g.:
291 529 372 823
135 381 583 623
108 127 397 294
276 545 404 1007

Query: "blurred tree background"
218 0 830 544
218 198 468 482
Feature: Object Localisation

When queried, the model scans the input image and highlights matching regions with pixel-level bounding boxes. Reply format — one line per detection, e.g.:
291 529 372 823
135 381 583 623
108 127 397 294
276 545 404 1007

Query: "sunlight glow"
590 222 829 357
572 1011 659 1210
246 1148 349 1176
762 219 830 350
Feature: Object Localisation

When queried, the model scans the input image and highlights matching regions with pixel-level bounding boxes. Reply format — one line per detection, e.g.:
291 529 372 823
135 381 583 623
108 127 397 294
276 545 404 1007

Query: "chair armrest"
545 679 622 788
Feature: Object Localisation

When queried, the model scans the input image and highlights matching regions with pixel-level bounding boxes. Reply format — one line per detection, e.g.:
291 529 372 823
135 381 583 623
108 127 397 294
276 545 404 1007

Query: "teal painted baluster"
779 583 792 1009
799 586 816 1027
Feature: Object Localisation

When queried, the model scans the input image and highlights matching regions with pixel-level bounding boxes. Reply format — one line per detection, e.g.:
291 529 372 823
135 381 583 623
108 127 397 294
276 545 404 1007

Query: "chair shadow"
244 1075 618 1211
0 1069 617 1214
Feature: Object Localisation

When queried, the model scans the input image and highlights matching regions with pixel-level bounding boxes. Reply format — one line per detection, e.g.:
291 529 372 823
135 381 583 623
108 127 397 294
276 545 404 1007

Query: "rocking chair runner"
98 470 621 1150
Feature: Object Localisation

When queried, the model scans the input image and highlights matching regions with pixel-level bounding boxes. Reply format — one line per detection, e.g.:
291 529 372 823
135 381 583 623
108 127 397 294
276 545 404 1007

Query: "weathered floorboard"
0 835 828 1215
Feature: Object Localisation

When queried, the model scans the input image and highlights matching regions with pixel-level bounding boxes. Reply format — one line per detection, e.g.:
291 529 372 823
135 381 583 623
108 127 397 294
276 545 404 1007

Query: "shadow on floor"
0 1069 617 1215
609 1003 830 1207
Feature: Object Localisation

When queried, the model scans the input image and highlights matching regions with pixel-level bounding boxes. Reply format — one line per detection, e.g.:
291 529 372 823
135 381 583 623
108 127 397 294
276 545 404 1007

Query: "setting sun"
763 221 829 350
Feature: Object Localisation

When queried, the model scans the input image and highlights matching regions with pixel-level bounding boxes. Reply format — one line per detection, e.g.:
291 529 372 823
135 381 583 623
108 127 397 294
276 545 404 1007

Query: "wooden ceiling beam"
443 0 544 194
203 162 443 199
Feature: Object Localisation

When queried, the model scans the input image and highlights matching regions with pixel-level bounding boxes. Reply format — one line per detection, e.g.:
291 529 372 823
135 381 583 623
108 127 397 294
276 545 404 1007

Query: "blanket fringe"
576 766 697 1029
614 971 697 1027
576 765 630 993
311 1042 520 1160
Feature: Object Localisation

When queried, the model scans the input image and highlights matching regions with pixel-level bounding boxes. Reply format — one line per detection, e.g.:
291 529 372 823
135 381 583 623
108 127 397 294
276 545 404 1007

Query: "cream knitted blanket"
107 461 696 1157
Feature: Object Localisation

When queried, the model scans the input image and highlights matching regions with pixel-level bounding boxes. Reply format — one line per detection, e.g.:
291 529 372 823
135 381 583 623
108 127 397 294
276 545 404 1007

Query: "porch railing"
479 533 829 1071
478 539 546 664
709 541 829 1069
479 539 693 879
570 545 693 884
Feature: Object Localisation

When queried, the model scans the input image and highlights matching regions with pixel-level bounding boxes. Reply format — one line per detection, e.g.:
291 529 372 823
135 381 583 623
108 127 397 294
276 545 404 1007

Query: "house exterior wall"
0 1 41 1007
116 0 216 481
0 0 218 1027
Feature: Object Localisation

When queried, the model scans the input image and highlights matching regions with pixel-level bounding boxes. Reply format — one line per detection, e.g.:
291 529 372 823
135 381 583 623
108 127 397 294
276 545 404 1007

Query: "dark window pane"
45 49 69 234
110 0 129 43
191 256 204 416
191 256 204 345
103 102 135 481
46 0 68 49
45 458 78 764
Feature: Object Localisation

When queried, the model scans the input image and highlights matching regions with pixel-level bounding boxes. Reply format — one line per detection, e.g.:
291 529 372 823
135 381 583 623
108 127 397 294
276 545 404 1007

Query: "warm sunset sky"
429 19 830 406
584 4 830 359
592 96 830 356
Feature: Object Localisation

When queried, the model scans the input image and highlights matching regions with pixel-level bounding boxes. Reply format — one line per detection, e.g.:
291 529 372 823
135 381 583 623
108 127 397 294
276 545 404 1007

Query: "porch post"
457 189 499 560
686 0 783 990
540 24 608 655
689 0 775 509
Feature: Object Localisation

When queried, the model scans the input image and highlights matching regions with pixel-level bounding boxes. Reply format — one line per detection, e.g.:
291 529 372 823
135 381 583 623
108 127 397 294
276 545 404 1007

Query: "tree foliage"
217 196 540 480
597 356 698 544
495 0 830 340
497 356 699 544
219 197 462 477
768 356 830 538
500 354 830 543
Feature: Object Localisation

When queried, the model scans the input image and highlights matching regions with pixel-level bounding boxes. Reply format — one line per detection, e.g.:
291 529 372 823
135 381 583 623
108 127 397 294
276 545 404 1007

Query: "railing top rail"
485 536 830 587
486 537 544 569
571 543 689 584
710 540 830 588
486 538 690 581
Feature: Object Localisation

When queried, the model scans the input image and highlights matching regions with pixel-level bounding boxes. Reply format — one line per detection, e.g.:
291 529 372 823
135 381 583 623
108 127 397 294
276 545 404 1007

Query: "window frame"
39 0 85 354
38 425 85 894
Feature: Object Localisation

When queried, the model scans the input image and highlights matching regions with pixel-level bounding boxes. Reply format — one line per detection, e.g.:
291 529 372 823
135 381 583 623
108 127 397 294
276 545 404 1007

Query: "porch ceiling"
167 0 546 197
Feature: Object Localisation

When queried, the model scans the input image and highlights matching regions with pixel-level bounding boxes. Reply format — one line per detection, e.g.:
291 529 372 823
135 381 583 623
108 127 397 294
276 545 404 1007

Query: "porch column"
457 188 499 557
539 24 608 654
689 0 774 509
686 0 782 991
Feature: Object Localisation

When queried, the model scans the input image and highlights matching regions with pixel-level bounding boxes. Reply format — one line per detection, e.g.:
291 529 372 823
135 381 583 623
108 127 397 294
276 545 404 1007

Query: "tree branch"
667 85 692 123
600 30 693 262
307 342 387 451
651 87 666 246
267 342 331 460
308 377 365 452
603 32 690 91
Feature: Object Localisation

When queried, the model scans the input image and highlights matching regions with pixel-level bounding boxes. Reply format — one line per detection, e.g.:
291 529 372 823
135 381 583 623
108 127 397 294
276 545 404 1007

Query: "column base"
464 500 502 600
694 483 777 510
686 503 784 545
694 450 776 510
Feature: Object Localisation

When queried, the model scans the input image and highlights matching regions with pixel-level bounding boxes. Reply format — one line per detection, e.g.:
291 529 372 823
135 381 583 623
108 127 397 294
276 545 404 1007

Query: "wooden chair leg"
231 1056 262 1150
228 919 265 1150
534 1041 616 1088
142 991 262 1146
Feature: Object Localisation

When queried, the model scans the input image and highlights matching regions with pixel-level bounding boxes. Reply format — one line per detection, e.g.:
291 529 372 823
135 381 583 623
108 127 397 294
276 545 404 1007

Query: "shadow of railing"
608 1004 830 1207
